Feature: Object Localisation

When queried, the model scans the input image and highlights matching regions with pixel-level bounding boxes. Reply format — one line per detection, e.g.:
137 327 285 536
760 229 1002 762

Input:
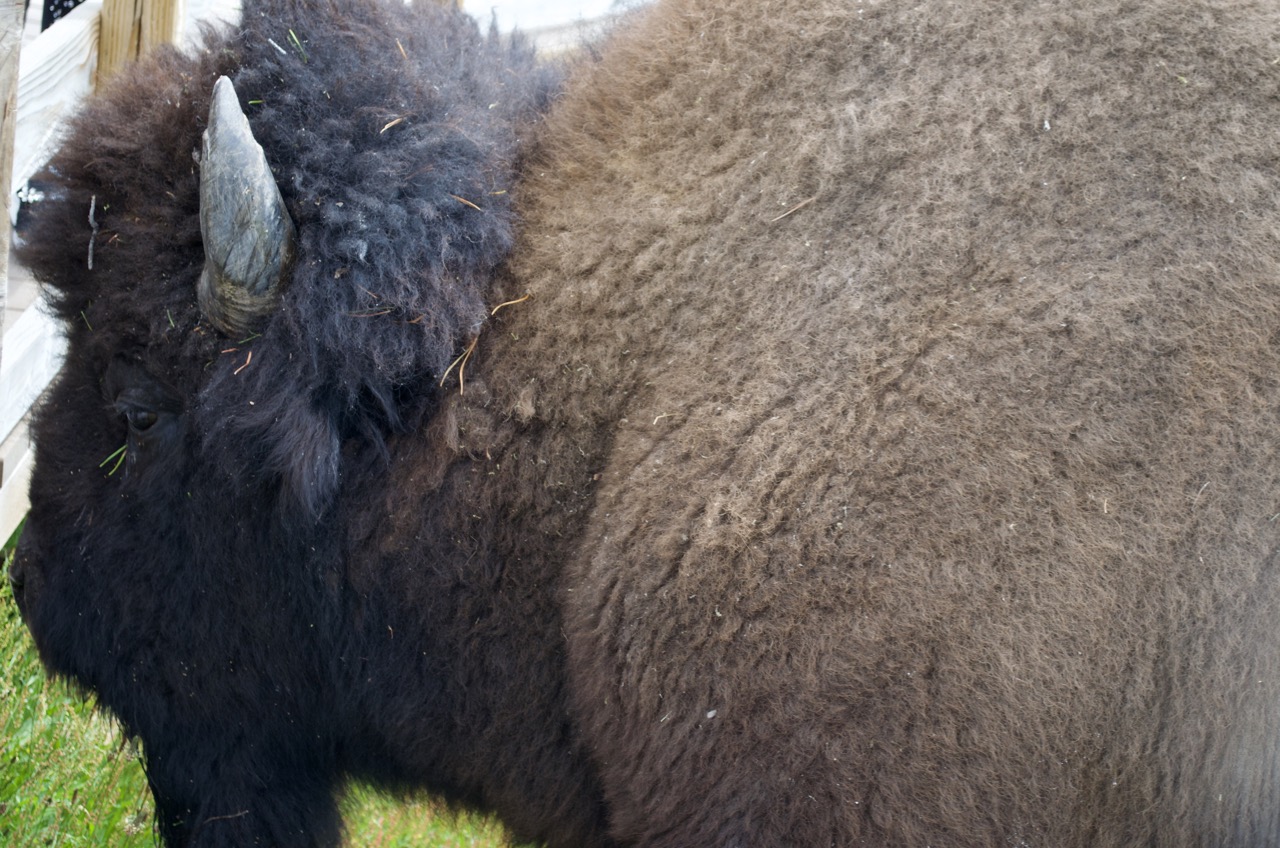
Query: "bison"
10 0 1280 844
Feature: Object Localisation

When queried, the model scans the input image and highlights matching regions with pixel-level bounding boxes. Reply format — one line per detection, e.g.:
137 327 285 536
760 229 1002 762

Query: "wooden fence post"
2 0 22 322
1 0 23 540
98 0 185 85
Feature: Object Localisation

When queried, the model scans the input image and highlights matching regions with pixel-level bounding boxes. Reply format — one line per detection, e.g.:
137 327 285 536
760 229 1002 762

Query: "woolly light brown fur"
441 0 1280 842
13 0 1280 844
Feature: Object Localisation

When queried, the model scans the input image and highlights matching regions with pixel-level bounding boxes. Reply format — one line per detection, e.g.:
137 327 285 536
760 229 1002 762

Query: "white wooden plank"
0 416 29 488
0 298 64 447
181 0 239 44
11 0 102 202
2 0 22 323
480 0 618 32
0 436 31 544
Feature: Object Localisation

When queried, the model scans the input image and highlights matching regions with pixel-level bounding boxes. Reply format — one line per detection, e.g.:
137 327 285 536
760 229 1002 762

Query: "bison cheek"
8 528 78 681
7 534 38 621
9 516 141 702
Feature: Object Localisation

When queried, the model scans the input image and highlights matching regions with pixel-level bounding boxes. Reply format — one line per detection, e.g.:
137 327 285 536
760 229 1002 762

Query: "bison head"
8 0 555 840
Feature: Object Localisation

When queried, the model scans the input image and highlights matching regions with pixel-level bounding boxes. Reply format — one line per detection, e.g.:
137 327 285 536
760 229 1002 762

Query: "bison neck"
335 405 613 848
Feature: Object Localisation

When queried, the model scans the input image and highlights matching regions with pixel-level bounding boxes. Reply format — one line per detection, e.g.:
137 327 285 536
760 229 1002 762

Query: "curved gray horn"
198 76 296 337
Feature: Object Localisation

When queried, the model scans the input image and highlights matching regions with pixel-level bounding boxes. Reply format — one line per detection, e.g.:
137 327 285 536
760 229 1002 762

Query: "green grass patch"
0 532 517 847
341 786 517 848
0 540 151 847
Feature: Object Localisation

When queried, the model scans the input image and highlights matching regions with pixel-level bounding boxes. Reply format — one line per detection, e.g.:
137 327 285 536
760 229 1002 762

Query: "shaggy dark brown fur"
11 0 1280 844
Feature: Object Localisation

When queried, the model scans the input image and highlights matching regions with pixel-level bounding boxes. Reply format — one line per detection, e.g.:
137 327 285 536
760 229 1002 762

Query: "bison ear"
271 401 341 521
198 76 297 338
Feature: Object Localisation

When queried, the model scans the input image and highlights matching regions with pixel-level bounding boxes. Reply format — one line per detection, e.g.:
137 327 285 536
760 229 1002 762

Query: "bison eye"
126 409 159 432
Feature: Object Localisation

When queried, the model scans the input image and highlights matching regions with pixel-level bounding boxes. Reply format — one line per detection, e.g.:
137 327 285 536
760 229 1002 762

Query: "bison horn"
197 76 297 337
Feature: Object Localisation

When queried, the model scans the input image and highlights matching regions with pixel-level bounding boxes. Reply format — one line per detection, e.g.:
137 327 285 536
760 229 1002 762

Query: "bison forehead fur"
12 0 1280 845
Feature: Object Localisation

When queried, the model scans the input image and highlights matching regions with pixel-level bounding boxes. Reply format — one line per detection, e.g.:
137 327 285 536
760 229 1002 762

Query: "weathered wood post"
1 0 23 326
0 0 22 536
98 0 184 84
